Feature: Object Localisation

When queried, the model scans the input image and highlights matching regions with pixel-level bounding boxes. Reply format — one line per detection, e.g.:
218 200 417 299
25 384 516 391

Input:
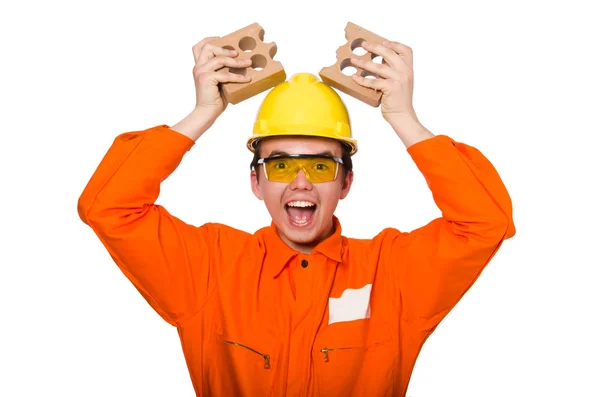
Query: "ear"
250 169 263 200
340 170 354 200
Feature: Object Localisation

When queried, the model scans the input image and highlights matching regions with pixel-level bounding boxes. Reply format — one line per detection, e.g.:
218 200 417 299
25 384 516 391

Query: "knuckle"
192 66 204 80
197 43 216 57
193 41 205 51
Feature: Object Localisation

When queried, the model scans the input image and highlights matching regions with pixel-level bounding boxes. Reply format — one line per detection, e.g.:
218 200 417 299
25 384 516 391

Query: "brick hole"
269 45 277 59
340 58 358 76
371 55 383 64
361 70 378 79
351 38 367 56
258 29 266 42
239 37 256 52
251 54 267 71
222 45 235 52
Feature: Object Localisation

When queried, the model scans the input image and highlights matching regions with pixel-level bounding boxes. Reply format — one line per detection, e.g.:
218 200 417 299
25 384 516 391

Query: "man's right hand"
192 36 252 121
172 36 252 141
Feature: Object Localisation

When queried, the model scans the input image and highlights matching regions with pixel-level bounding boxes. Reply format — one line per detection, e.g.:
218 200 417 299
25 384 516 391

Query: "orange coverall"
77 124 515 396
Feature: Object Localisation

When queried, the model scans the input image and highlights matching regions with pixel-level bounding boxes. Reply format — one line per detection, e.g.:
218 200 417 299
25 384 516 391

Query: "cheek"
260 183 286 208
315 185 342 211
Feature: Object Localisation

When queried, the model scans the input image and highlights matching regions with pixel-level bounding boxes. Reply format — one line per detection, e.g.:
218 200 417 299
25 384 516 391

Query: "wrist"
171 108 217 142
387 114 434 148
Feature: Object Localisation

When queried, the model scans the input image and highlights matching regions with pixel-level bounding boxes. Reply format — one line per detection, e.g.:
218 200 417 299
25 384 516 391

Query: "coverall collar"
266 216 344 278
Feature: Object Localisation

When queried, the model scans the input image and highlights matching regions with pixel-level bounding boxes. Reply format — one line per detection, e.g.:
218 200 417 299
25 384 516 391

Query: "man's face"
250 136 353 251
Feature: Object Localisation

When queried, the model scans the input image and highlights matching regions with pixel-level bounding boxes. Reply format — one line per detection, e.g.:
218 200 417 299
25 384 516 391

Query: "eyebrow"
266 150 336 157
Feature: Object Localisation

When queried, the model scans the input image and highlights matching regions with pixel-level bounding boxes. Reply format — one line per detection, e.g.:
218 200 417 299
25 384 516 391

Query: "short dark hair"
250 139 353 180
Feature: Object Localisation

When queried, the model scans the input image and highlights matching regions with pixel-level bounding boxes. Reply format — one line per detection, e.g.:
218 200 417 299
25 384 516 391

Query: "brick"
319 22 389 107
211 23 286 104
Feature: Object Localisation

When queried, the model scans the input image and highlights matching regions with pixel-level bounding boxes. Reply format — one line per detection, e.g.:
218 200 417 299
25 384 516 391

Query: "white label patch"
328 284 372 325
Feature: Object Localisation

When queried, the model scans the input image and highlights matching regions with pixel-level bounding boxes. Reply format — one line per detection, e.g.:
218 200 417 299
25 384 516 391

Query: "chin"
284 227 321 245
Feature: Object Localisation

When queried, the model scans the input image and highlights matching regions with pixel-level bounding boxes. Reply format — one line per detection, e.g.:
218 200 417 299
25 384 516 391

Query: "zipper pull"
263 354 271 369
321 348 330 362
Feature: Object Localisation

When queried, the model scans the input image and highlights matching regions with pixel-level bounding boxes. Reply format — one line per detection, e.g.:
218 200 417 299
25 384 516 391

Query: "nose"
289 167 313 191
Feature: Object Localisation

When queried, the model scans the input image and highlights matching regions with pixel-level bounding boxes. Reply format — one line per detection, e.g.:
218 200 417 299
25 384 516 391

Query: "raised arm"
353 39 515 330
77 36 253 326
77 124 209 326
380 128 515 331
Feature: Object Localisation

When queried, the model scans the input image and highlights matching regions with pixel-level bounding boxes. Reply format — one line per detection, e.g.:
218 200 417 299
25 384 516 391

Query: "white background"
1 0 599 396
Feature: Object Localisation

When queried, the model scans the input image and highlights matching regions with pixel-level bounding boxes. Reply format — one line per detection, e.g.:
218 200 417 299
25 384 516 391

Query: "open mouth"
285 201 317 226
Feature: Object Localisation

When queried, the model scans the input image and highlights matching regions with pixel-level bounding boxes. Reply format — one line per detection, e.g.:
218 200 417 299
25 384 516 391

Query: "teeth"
287 201 315 208
293 217 309 225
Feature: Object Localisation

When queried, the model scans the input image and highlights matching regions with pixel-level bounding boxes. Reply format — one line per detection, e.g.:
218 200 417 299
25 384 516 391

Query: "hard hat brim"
247 125 358 156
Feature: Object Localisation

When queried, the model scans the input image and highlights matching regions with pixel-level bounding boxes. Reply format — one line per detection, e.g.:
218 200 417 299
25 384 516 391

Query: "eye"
272 161 288 170
314 163 329 171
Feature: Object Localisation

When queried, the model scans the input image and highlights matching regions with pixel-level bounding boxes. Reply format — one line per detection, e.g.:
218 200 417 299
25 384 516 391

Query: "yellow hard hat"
247 73 358 155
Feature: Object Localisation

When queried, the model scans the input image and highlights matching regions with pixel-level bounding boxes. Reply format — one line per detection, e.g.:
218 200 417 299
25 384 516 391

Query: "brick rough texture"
211 23 286 104
319 22 389 107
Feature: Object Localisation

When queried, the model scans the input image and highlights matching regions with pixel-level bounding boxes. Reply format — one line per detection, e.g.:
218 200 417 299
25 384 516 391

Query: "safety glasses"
256 154 344 183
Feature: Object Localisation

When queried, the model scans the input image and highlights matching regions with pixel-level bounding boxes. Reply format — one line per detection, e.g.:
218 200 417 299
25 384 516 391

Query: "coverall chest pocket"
208 324 280 397
313 319 396 397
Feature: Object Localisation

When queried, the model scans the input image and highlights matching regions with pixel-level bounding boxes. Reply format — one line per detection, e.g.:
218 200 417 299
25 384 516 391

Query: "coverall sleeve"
77 124 214 327
383 134 516 331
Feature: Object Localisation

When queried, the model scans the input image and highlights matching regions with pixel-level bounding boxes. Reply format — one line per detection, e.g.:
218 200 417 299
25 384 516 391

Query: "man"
77 36 515 396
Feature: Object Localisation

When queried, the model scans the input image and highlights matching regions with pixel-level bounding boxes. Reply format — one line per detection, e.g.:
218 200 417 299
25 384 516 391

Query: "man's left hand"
351 40 434 147
351 40 417 124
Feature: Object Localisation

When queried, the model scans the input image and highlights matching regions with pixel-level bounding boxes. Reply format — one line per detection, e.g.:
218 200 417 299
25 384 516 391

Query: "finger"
361 41 404 70
201 44 238 65
197 55 252 73
350 57 398 79
195 42 239 65
351 74 388 91
382 40 413 68
212 70 252 84
195 69 252 88
192 36 219 62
